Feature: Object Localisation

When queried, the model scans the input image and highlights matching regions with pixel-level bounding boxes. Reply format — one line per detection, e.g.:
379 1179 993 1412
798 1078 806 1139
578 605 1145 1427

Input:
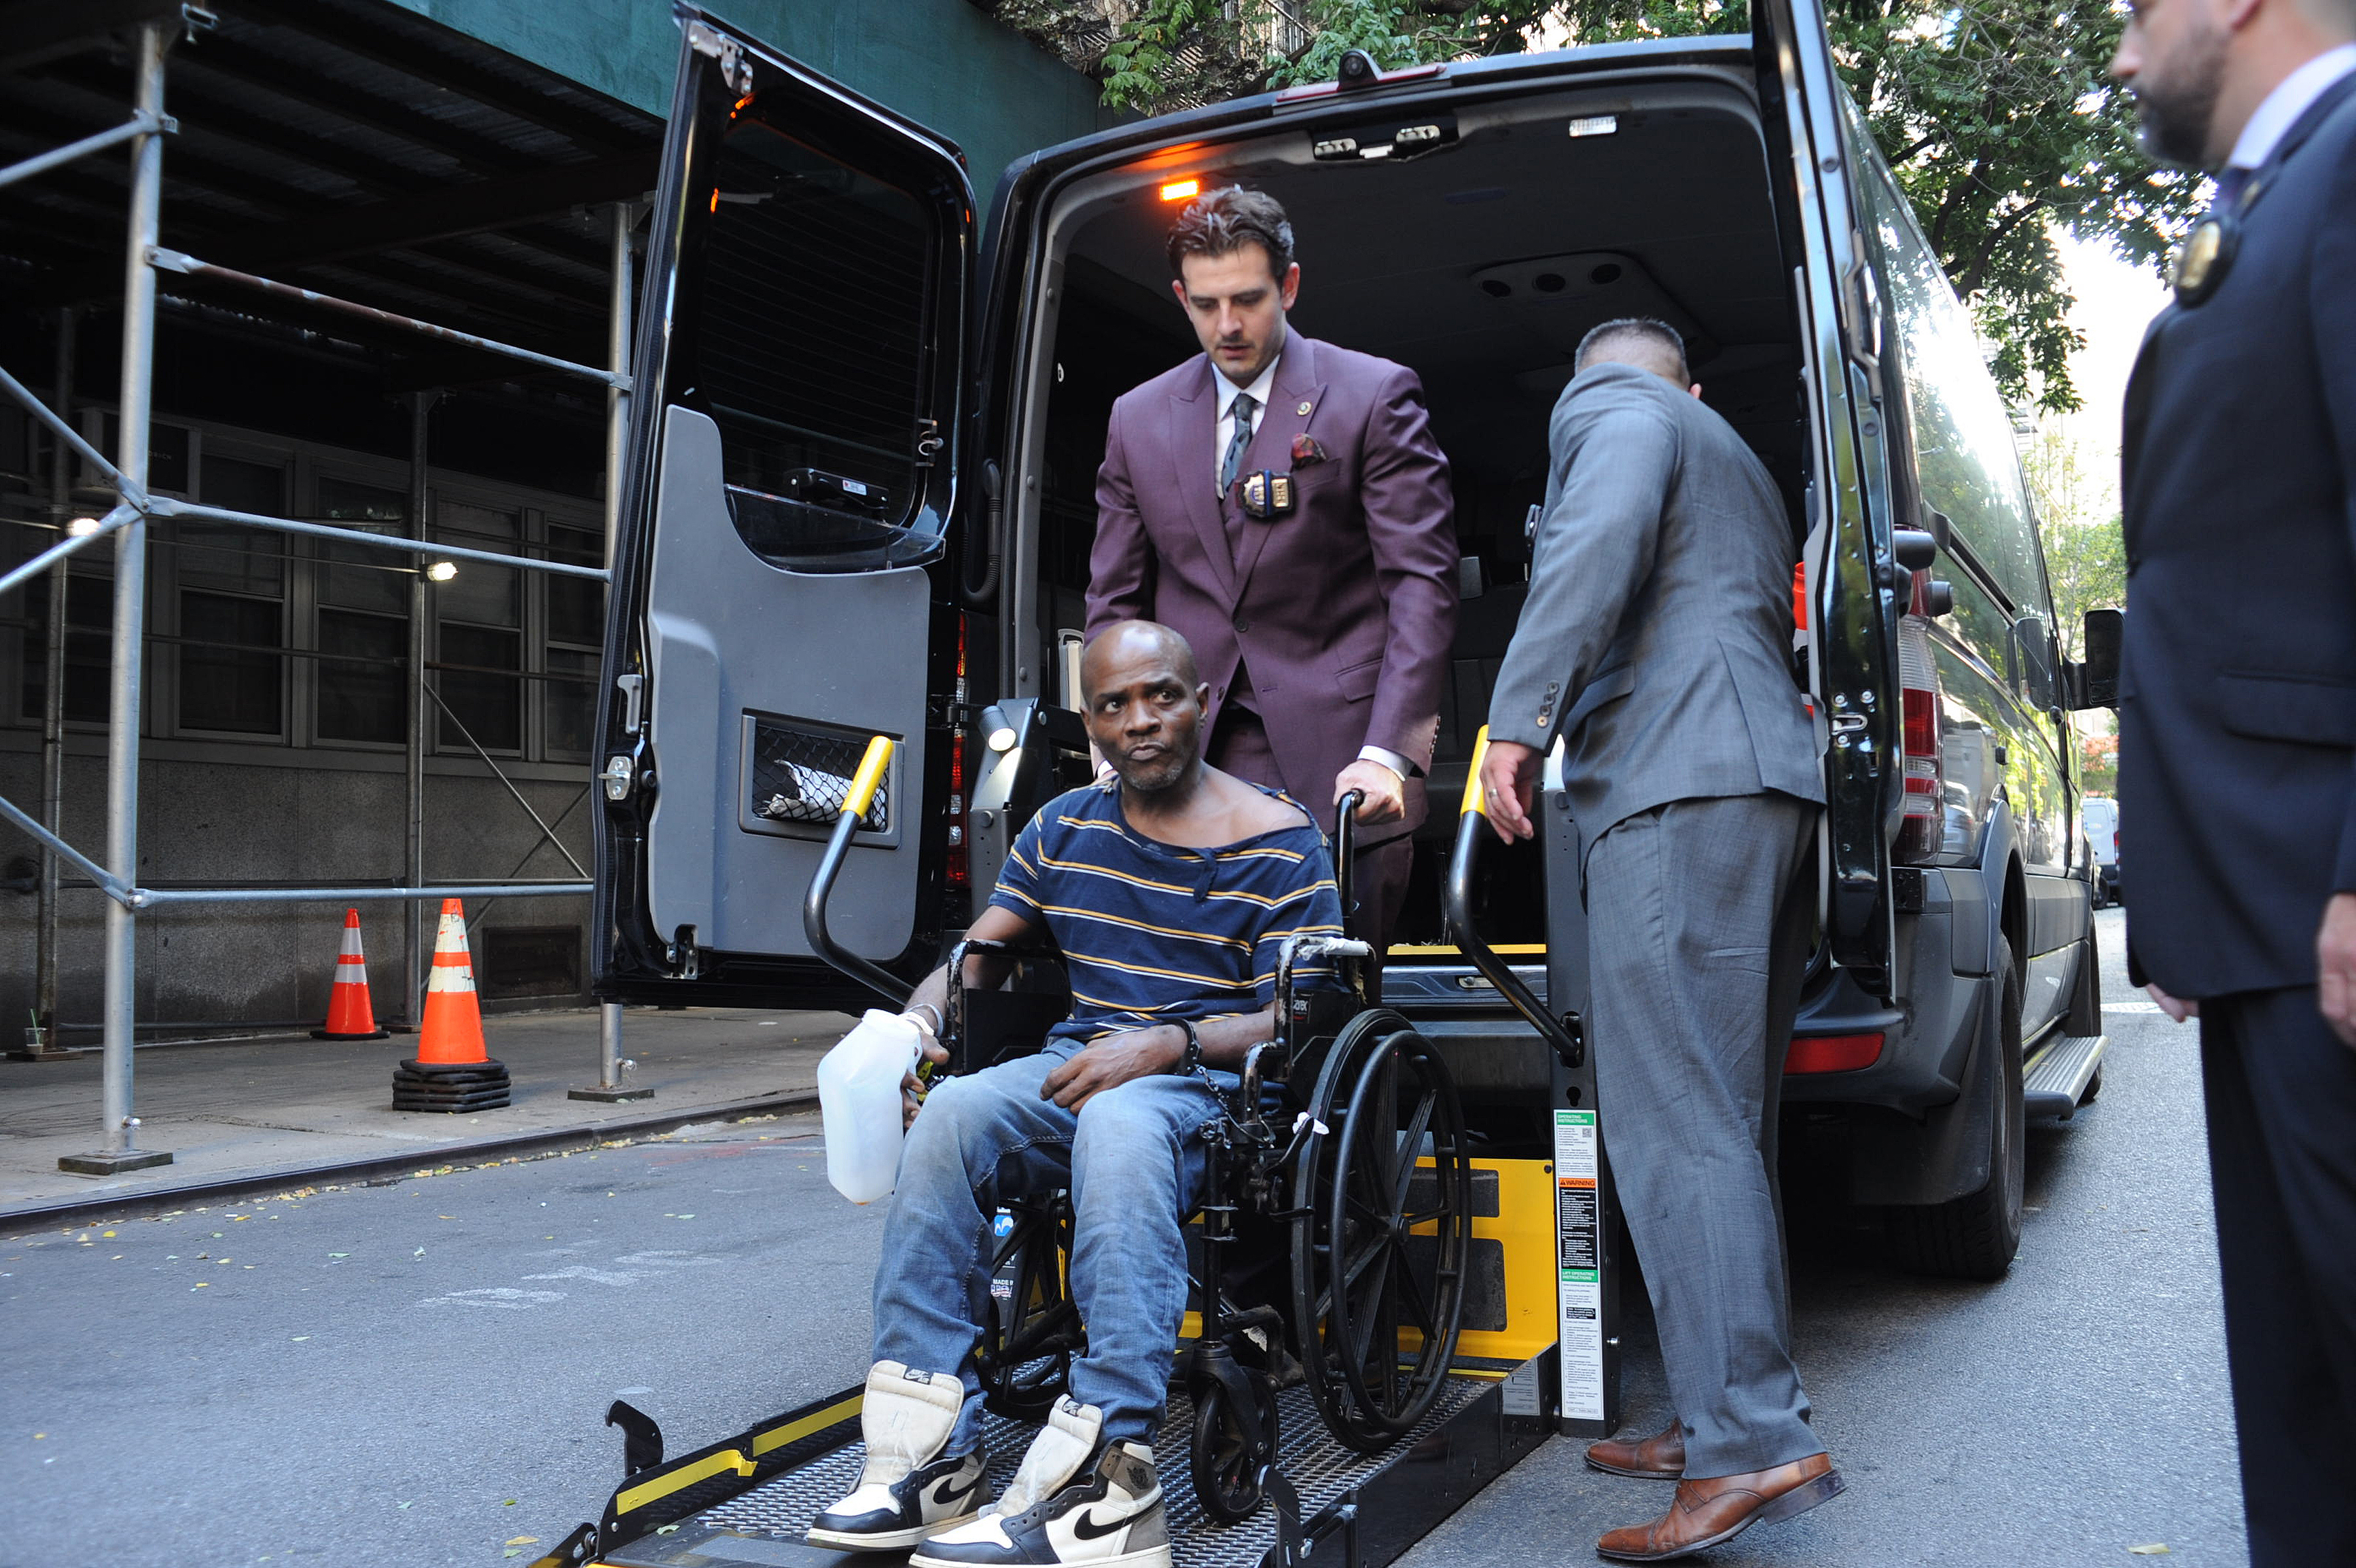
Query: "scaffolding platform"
541 1361 1553 1568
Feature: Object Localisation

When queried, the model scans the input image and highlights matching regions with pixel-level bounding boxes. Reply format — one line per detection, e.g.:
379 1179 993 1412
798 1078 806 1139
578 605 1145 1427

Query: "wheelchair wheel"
975 1199 1084 1420
1188 1368 1278 1524
1288 1009 1473 1455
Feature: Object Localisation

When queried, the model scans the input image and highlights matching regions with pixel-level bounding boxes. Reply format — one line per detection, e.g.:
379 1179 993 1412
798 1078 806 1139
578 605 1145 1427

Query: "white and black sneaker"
910 1398 1170 1568
807 1361 991 1552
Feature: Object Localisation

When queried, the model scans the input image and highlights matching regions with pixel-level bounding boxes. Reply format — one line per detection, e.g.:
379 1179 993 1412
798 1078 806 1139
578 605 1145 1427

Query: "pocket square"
1291 433 1328 466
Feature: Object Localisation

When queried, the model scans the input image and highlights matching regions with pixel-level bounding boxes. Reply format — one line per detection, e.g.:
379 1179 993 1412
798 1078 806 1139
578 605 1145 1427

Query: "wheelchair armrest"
1274 933 1372 1047
946 937 1070 1076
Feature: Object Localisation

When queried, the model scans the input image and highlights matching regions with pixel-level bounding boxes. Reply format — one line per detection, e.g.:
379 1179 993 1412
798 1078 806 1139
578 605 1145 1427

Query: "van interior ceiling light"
426 560 457 582
1159 177 1201 203
1566 115 1618 137
65 516 101 537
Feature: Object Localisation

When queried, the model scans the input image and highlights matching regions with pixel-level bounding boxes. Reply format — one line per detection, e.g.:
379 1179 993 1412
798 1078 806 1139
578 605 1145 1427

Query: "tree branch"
1953 197 2044 298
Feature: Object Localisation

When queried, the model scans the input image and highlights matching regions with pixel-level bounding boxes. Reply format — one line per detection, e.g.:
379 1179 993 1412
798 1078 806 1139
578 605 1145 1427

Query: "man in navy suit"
2111 0 2356 1558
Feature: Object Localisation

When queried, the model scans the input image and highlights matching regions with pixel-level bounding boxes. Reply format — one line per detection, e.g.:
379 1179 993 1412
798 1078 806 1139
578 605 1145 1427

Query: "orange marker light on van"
1160 178 1202 203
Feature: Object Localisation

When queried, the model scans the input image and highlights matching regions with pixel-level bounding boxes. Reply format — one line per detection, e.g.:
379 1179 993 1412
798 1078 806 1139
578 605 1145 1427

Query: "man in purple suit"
1084 187 1457 954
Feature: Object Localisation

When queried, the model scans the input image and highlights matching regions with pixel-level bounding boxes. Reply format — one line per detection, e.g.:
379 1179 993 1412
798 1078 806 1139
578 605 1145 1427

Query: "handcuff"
1172 1018 1204 1076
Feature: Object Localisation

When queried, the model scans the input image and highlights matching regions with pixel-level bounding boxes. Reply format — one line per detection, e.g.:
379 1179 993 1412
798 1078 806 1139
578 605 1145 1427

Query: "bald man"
810 622 1348 1568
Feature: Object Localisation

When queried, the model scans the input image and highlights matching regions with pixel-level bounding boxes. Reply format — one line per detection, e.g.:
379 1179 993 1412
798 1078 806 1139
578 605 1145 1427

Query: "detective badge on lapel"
2171 214 2238 308
1240 469 1296 521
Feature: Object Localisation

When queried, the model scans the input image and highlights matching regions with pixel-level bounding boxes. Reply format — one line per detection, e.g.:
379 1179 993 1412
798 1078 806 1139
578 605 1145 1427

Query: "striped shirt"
989 779 1348 1050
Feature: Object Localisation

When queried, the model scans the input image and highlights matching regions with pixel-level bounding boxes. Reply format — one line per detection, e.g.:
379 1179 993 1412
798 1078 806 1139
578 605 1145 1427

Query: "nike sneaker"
910 1397 1171 1568
807 1361 991 1552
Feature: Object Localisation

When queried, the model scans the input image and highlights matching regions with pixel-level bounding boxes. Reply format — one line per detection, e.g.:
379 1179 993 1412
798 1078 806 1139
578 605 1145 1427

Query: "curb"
1 1088 821 1232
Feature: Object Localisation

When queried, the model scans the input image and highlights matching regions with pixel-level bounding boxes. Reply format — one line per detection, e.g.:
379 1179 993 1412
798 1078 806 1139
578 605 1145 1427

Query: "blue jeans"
872 1047 1228 1450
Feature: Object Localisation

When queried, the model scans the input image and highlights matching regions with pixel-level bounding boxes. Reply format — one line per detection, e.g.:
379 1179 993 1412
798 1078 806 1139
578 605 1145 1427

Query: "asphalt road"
3 907 2245 1567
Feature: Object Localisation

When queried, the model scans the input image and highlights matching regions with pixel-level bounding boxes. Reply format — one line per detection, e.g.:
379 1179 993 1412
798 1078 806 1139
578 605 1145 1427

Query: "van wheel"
1889 937 2025 1280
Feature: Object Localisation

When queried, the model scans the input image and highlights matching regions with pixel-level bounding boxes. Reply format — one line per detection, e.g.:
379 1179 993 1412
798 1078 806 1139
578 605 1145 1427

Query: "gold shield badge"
2171 216 2236 308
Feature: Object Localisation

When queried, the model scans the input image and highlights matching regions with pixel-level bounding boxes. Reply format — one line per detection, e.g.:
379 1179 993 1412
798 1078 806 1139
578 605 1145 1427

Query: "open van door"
594 7 973 1009
1751 0 1903 996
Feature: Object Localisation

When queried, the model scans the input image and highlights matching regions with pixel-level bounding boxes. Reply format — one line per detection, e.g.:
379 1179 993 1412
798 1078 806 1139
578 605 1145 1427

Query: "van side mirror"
2071 607 2123 710
2013 615 2058 711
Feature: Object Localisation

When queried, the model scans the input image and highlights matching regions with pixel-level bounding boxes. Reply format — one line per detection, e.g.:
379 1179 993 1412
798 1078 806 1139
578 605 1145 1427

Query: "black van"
593 0 2112 1279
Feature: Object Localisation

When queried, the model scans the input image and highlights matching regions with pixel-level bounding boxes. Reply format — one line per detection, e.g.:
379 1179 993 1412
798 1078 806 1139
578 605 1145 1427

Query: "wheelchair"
933 794 1478 1525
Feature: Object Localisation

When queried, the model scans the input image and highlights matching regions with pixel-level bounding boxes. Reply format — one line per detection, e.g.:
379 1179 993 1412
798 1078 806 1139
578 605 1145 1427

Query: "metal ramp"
570 1365 1550 1568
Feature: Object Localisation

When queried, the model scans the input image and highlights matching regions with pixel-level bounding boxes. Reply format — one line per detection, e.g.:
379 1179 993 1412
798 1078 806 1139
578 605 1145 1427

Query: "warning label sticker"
1554 1108 1603 1421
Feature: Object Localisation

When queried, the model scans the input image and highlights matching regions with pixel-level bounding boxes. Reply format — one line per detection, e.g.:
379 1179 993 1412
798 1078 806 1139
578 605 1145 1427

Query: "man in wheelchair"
810 620 1349 1568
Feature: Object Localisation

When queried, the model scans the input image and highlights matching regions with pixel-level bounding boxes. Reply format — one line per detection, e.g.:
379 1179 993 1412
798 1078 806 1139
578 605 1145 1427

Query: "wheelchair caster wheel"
1190 1369 1279 1524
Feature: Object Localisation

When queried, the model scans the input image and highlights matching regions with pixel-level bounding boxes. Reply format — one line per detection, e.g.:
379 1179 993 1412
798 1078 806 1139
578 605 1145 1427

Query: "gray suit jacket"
1488 363 1822 844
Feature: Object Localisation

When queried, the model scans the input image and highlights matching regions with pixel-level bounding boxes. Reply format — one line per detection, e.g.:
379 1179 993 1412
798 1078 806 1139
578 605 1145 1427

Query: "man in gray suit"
1476 319 1838 1561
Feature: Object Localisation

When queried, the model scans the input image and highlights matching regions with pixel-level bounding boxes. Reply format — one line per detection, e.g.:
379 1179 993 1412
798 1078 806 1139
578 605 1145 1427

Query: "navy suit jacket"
2119 72 2356 998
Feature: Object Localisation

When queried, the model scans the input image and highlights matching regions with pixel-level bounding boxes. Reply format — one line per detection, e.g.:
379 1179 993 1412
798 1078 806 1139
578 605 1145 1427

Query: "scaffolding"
0 12 641 1174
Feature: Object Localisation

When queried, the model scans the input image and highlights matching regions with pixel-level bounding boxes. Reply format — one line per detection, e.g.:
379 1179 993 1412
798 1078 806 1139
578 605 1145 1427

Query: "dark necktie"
2211 164 2251 217
1220 391 1257 495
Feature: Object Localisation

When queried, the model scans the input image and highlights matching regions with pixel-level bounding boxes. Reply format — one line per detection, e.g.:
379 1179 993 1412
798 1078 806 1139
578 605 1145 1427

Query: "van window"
679 113 942 571
1846 114 2051 622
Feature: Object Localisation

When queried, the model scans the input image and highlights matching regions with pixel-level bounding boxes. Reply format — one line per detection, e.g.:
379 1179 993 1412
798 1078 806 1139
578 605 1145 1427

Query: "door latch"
601 755 635 802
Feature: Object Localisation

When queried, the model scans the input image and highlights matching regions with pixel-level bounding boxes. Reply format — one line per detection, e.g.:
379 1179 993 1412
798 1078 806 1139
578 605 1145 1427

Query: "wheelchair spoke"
1391 1084 1437 1213
1393 1243 1438 1338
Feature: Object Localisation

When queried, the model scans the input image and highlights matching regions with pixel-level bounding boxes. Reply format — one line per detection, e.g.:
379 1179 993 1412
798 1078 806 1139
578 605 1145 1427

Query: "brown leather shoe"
1586 1421 1685 1479
1595 1452 1844 1561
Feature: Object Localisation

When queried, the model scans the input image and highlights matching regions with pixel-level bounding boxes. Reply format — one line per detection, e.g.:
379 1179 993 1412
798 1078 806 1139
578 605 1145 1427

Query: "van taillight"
947 615 970 891
1896 577 1942 862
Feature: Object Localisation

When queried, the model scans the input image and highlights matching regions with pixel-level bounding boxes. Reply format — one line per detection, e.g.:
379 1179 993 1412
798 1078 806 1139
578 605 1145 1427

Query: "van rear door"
594 9 973 1008
1751 0 1902 996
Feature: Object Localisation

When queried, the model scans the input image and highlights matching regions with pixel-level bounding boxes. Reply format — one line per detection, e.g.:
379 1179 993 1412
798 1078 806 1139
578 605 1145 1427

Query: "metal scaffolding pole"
575 198 644 1105
63 20 172 1176
27 308 75 1061
402 391 435 1029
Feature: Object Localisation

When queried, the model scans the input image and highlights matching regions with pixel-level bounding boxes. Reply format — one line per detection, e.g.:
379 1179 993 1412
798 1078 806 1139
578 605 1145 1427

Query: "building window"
543 522 603 757
177 454 285 736
17 569 111 726
435 498 522 753
314 476 410 746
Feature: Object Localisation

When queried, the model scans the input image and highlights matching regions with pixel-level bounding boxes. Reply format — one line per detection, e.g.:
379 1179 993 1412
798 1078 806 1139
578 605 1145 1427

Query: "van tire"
1888 937 2025 1280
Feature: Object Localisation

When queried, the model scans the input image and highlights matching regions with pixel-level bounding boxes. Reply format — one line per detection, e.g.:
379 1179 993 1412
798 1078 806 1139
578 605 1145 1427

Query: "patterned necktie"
1220 391 1258 495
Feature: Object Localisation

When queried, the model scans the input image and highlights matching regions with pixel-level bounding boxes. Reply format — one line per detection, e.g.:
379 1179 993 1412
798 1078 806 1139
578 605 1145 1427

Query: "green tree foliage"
994 0 2204 410
2042 512 2127 660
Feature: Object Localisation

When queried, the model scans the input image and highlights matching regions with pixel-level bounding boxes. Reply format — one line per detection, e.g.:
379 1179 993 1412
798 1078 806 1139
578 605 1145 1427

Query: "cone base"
391 1056 511 1113
313 1027 392 1041
394 1094 511 1113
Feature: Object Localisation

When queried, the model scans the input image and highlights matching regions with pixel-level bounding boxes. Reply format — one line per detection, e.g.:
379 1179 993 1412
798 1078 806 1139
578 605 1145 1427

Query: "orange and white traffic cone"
392 899 510 1112
312 908 390 1041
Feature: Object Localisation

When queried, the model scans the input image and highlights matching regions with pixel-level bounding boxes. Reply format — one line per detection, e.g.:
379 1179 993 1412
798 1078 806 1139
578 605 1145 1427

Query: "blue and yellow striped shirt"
988 780 1348 1049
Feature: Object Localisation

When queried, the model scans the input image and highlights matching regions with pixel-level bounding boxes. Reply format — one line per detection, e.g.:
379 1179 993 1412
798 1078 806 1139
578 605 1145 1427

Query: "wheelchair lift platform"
554 1360 1552 1568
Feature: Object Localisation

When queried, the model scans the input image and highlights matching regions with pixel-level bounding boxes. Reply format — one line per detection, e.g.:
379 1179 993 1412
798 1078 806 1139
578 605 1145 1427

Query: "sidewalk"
0 1006 854 1214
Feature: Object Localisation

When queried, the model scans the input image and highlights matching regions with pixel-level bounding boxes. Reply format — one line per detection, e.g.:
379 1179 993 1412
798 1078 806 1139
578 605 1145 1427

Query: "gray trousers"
1587 791 1821 1476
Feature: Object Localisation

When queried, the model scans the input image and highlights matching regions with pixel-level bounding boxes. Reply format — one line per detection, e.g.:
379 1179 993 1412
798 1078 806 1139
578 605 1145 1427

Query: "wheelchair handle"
1446 727 1582 1067
802 734 914 1009
1332 789 1363 925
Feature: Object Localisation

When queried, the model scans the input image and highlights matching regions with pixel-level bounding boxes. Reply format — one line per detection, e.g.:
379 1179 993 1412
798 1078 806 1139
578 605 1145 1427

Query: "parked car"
592 0 2117 1279
2082 796 2120 906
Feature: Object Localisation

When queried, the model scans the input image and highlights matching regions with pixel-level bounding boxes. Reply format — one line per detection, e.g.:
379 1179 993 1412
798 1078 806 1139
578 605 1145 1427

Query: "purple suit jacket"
1085 332 1457 840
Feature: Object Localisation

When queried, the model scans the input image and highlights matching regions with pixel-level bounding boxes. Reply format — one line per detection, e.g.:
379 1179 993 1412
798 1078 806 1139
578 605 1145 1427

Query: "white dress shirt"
1207 337 1415 787
2225 42 2356 173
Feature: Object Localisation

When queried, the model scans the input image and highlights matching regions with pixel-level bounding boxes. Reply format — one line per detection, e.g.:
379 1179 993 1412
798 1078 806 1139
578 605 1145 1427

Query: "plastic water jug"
817 1009 921 1204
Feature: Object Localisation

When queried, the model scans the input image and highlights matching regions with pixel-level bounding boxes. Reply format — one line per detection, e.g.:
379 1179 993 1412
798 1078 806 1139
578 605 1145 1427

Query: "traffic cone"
393 899 510 1112
312 909 391 1040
